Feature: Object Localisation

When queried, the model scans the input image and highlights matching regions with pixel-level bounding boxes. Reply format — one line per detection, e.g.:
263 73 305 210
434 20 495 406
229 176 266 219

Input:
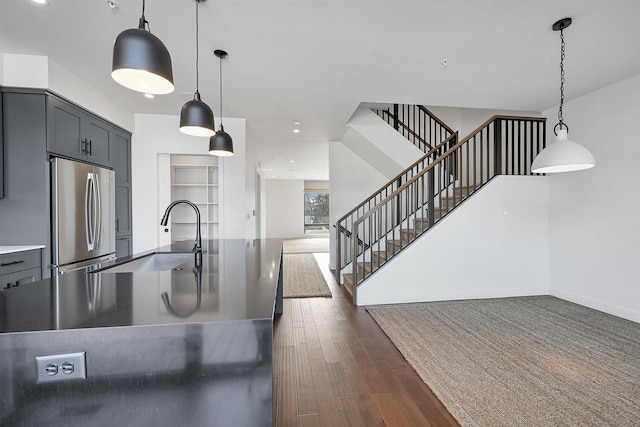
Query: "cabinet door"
112 130 132 237
115 237 132 259
47 96 85 159
112 131 131 186
115 186 131 237
85 116 112 167
0 88 3 199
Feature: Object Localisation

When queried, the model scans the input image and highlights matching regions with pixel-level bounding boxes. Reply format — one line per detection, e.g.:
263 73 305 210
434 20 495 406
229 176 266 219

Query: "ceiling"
1 0 639 180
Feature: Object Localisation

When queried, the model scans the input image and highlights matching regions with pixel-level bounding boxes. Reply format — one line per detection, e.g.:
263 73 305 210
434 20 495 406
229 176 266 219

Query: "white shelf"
172 164 219 168
172 184 219 187
172 221 219 224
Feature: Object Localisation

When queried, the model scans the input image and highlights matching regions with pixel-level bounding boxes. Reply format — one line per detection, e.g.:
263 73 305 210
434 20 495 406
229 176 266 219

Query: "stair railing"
373 104 454 153
335 132 458 283
348 116 546 294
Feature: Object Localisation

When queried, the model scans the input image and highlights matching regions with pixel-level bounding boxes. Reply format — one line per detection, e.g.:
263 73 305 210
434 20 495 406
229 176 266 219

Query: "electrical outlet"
35 352 87 384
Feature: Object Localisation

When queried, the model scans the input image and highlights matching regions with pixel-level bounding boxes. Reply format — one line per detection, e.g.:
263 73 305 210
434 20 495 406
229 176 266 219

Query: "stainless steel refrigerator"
51 157 116 274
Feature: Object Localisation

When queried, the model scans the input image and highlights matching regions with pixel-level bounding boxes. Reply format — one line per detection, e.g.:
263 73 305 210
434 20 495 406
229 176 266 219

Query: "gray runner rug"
283 253 332 298
367 296 640 427
282 238 329 254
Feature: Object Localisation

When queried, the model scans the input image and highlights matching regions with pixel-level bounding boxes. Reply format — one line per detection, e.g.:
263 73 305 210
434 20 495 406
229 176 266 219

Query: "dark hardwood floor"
273 253 459 427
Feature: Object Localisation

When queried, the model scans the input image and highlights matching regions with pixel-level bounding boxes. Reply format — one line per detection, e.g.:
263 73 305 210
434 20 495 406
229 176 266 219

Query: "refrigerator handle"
94 174 102 247
85 173 94 251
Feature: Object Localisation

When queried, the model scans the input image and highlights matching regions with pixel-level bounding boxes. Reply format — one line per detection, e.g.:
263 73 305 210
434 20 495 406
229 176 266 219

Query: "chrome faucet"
160 200 202 255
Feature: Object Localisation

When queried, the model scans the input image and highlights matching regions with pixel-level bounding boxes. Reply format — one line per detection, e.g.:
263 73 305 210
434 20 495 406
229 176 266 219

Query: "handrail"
333 224 369 249
353 115 544 226
379 110 434 151
417 105 454 134
336 132 458 225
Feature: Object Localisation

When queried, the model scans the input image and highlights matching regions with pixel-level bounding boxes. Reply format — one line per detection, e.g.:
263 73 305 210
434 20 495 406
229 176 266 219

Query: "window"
304 192 329 234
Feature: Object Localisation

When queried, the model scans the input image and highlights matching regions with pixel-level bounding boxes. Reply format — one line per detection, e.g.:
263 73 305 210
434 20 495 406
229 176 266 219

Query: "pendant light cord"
195 0 200 96
138 0 149 31
219 56 223 127
558 27 566 129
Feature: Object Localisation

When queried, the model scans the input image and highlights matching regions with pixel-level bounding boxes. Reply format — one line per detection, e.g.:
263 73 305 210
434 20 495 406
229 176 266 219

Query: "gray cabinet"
112 128 132 258
47 96 112 168
112 130 132 238
0 249 42 291
115 237 132 259
0 87 3 199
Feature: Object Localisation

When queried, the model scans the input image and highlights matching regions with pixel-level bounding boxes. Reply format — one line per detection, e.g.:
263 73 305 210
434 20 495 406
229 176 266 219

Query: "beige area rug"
367 296 640 427
283 253 332 298
282 238 329 254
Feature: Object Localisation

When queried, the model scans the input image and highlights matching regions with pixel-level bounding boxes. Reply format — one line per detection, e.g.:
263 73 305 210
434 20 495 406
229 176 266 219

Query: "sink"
93 253 194 273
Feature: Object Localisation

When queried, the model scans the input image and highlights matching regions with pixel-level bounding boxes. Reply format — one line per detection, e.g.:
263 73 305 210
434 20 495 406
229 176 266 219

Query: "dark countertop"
0 239 283 333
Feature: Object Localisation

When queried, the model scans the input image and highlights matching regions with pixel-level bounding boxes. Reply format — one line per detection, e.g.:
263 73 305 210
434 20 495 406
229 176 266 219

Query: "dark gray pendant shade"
180 91 215 137
112 18 174 95
209 126 234 156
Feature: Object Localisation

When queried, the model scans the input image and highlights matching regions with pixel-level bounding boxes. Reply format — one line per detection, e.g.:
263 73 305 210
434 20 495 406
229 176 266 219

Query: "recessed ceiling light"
293 121 302 133
289 160 294 163
105 0 119 9
144 93 154 99
32 0 48 4
268 168 273 171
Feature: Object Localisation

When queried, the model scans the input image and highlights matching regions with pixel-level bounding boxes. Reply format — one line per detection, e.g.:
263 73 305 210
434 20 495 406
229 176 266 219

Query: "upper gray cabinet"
47 96 112 168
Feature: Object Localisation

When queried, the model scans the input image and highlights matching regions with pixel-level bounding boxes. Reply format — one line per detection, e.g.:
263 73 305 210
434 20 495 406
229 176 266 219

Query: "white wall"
245 135 258 240
344 108 424 179
265 180 304 238
329 141 389 269
1 53 48 88
545 73 640 323
1 53 133 131
356 176 550 306
132 114 247 252
426 106 540 139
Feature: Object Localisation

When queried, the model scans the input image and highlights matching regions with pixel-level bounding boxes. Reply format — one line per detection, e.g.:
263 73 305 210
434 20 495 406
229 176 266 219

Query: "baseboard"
356 287 548 306
550 289 640 324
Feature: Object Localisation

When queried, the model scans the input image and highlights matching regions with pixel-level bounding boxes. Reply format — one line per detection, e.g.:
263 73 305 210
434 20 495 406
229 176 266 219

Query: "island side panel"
0 319 273 426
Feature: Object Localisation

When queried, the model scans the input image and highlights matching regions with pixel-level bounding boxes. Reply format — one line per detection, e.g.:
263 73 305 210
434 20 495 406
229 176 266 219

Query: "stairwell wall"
356 176 550 306
544 73 640 323
329 141 389 269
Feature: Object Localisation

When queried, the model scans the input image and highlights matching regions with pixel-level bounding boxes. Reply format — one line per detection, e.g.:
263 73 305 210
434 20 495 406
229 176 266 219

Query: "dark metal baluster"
527 121 533 175
427 166 435 227
466 138 470 192
479 132 484 184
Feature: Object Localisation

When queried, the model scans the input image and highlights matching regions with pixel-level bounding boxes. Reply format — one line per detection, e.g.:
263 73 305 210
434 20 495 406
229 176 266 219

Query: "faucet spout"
160 200 202 253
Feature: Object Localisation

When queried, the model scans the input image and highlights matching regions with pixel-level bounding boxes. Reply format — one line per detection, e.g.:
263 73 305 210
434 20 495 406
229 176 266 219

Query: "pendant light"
111 0 174 95
209 50 234 157
180 0 215 137
532 18 595 174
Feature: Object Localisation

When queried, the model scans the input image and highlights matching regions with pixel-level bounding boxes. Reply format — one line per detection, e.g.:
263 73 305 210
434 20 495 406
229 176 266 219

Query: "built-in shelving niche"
170 154 222 243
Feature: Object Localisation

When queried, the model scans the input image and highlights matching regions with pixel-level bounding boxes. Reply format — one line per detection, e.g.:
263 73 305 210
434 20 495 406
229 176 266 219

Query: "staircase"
336 105 546 303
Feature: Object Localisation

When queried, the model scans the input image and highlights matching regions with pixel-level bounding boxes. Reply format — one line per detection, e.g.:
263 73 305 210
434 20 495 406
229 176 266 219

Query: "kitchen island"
0 239 283 427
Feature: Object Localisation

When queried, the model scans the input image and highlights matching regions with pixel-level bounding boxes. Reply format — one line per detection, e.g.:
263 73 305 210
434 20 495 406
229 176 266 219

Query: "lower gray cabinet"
116 237 132 259
0 249 42 291
1 267 42 291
